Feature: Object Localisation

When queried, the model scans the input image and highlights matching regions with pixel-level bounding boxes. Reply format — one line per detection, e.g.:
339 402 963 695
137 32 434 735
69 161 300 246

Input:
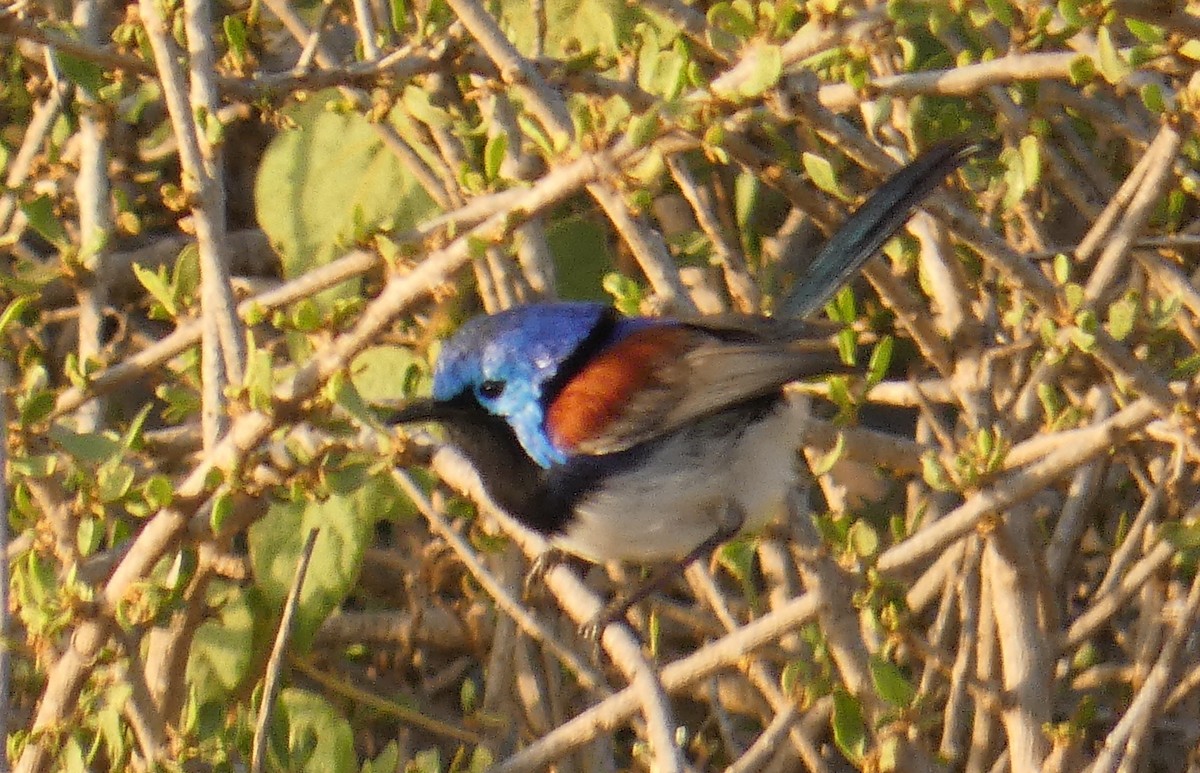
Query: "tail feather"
776 139 987 319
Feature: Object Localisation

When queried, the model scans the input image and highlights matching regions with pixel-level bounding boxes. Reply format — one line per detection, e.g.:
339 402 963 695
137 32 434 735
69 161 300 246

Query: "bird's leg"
580 503 747 643
523 546 568 601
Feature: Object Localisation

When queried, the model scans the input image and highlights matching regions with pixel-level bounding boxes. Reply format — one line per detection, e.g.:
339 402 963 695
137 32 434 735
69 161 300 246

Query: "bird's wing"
543 324 843 456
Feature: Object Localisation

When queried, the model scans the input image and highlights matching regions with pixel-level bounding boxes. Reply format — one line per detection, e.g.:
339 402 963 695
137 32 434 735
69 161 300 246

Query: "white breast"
552 397 807 563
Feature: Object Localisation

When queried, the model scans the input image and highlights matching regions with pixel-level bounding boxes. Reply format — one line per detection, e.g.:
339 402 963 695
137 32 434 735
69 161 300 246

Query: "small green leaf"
10 454 56 478
460 677 478 714
77 517 102 556
1161 520 1200 551
847 520 879 558
1107 295 1138 340
732 44 782 99
49 424 121 462
1124 18 1163 44
870 656 916 707
836 327 857 366
53 51 105 100
602 273 644 315
1057 0 1083 28
866 335 894 388
624 109 660 149
733 171 759 231
831 689 866 762
1140 83 1166 114
19 392 55 426
1095 26 1131 84
20 195 71 250
921 452 955 492
1068 54 1095 85
811 432 846 476
802 152 848 200
983 0 1015 27
210 492 234 533
143 475 174 509
0 296 32 339
224 15 248 66
132 263 178 317
1180 40 1200 62
483 133 508 181
97 463 135 503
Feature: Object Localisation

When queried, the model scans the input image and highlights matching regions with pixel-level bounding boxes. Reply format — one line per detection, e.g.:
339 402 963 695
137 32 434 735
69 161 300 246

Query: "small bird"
390 140 981 633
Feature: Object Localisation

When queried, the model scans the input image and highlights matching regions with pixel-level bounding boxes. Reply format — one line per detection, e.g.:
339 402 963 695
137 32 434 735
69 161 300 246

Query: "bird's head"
390 301 619 468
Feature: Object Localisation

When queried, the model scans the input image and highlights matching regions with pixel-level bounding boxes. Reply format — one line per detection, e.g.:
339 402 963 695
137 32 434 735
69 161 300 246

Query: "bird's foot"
523 547 568 601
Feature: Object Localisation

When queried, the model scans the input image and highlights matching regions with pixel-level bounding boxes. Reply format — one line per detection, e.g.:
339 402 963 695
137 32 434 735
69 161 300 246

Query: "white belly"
552 398 806 563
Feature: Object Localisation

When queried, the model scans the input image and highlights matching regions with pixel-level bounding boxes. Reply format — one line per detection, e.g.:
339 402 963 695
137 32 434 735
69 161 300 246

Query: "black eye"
478 380 506 399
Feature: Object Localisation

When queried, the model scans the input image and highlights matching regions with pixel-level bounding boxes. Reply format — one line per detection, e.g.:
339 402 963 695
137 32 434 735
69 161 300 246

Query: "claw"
524 547 568 601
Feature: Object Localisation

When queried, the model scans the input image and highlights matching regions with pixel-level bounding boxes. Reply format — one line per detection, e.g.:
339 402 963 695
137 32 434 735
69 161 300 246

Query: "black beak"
381 395 483 426
381 398 459 425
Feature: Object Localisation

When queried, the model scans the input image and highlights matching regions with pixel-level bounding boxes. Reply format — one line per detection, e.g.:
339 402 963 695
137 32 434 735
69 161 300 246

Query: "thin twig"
250 527 320 773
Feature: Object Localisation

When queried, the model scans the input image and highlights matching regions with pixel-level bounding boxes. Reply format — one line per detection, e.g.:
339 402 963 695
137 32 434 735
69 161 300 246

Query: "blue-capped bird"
389 140 982 633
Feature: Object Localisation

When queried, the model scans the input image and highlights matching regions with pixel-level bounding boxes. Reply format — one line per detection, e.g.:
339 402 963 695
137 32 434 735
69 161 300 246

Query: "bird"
388 140 983 635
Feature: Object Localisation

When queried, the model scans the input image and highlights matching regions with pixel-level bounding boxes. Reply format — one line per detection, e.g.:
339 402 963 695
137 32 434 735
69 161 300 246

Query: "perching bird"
390 140 982 633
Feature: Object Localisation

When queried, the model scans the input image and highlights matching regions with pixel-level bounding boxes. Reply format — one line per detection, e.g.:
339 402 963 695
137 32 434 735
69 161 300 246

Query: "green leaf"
255 91 438 309
96 463 135 503
983 0 1015 27
483 132 507 181
734 171 758 231
1161 520 1200 551
0 296 33 339
52 51 104 100
497 0 634 57
210 491 234 533
1107 295 1138 340
19 392 55 426
1095 26 1131 84
1057 0 1083 28
602 272 643 315
715 536 758 606
10 454 56 478
831 689 866 762
1140 83 1166 114
624 109 660 149
1068 54 1095 85
131 263 178 317
349 346 425 403
48 424 121 462
224 15 249 66
730 44 783 100
186 581 256 708
77 517 102 556
20 195 71 250
248 482 391 650
802 152 849 200
143 475 174 509
707 2 755 45
363 742 401 773
836 328 857 366
866 335 894 388
1180 40 1200 62
274 689 356 773
921 451 955 492
847 520 879 558
1124 18 1163 44
810 432 846 476
870 656 916 707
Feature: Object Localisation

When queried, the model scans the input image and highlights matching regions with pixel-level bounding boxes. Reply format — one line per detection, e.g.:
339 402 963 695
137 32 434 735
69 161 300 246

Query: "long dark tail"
775 139 987 319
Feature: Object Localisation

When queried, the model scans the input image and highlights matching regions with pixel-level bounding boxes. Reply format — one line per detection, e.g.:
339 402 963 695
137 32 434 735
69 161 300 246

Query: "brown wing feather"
547 321 845 456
